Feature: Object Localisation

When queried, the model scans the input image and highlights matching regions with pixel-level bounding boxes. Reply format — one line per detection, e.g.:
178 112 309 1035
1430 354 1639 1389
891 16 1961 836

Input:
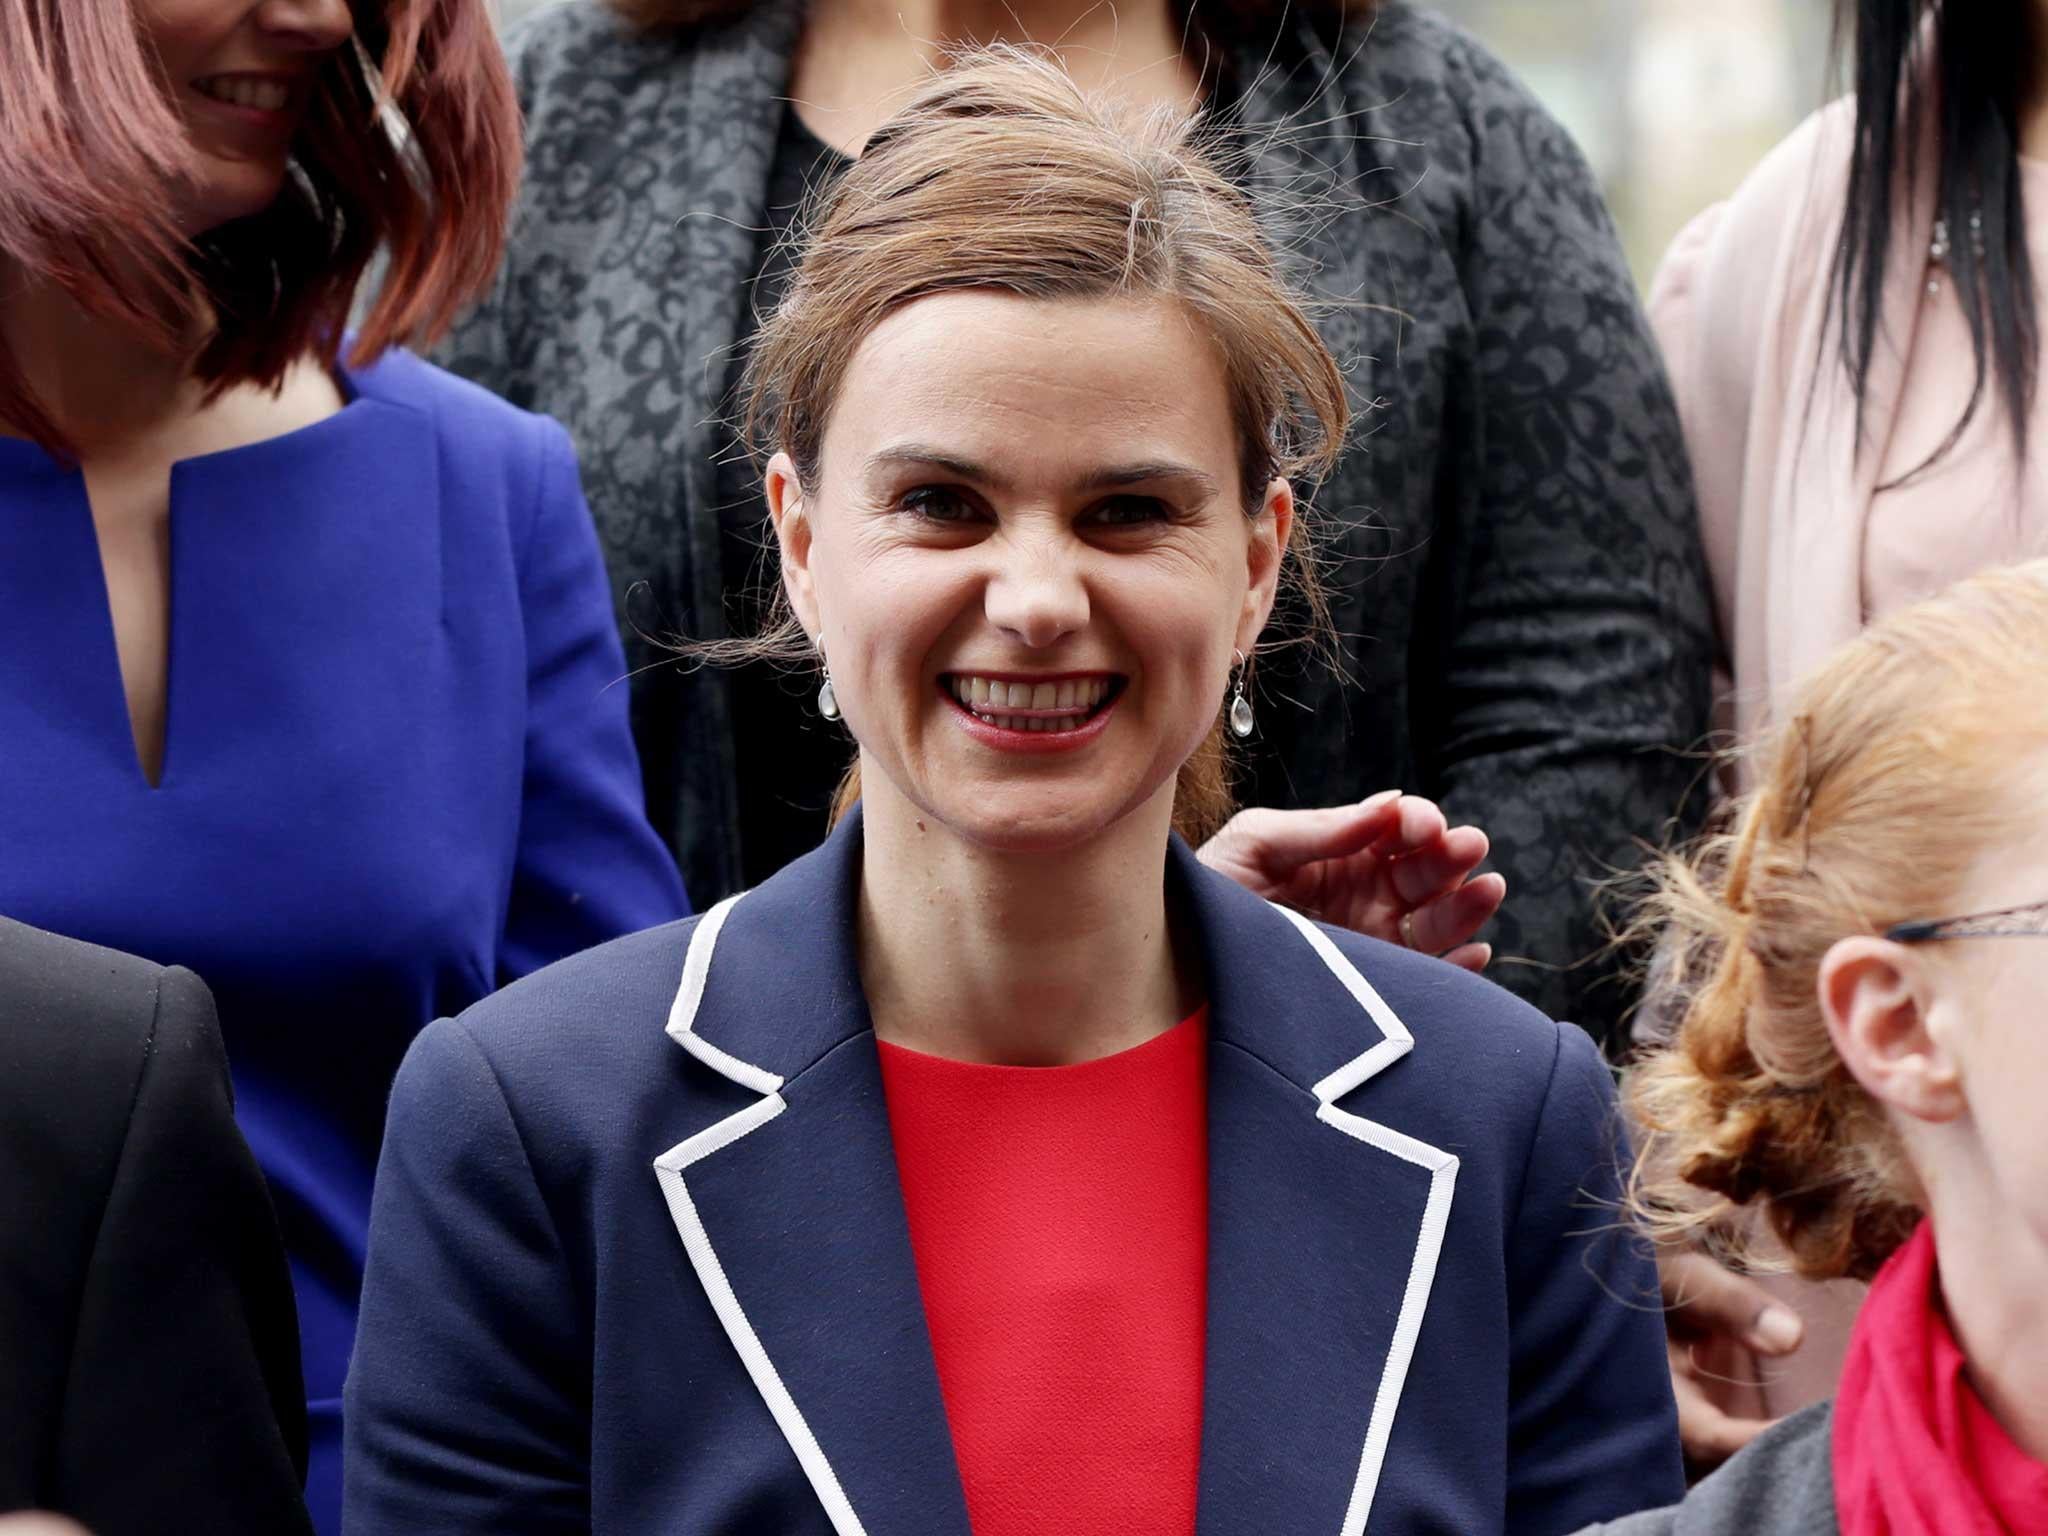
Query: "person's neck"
0 264 201 453
791 0 1202 155
1923 1155 2048 1462
854 768 1195 1066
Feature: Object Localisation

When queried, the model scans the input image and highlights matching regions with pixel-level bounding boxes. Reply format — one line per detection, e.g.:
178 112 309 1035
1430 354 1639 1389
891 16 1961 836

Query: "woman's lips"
190 74 300 131
940 673 1123 751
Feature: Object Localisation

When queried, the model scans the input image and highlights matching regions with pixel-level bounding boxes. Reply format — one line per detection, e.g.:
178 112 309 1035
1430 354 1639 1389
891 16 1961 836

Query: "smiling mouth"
193 75 295 114
943 673 1123 734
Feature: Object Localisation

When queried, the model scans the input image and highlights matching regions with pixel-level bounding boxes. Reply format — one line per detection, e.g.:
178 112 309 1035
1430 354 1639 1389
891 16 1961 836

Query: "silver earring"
1227 648 1255 739
817 669 841 722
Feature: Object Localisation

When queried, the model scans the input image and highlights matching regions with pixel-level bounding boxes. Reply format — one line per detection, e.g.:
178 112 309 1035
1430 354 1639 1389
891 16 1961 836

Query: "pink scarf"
1833 1222 2048 1535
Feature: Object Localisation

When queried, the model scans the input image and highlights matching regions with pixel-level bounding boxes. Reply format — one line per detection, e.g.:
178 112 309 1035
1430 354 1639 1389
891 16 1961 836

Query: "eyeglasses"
1886 898 2048 944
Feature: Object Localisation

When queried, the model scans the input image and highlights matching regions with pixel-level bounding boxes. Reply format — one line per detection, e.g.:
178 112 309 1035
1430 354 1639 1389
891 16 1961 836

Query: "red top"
876 1008 1209 1536
1833 1220 2048 1536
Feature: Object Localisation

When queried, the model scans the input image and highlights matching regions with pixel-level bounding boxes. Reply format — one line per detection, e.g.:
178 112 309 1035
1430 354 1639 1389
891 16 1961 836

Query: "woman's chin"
908 782 1171 858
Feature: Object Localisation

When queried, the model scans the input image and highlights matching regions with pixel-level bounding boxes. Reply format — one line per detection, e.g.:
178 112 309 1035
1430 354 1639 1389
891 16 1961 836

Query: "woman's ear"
1818 936 1966 1124
766 451 822 638
1236 476 1294 652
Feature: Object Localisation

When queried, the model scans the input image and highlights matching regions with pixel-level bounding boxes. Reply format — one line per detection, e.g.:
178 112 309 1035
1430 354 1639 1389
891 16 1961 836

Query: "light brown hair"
1625 560 2048 1281
0 0 521 457
724 46 1349 845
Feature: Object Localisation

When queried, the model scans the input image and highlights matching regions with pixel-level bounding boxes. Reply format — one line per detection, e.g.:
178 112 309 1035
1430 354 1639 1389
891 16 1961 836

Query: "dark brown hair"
0 0 522 456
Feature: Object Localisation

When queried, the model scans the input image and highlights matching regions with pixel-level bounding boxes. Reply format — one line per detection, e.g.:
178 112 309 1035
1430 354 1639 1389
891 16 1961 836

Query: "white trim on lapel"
664 893 784 1094
650 893 869 1536
1271 904 1461 1536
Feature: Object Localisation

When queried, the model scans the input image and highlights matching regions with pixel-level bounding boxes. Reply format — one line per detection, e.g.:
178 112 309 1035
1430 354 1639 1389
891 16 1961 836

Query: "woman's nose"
257 0 354 50
983 536 1090 649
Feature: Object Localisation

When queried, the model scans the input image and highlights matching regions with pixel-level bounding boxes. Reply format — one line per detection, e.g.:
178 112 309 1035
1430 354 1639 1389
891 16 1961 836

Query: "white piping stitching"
653 888 866 1534
665 893 784 1095
653 1104 869 1536
1273 900 1461 1536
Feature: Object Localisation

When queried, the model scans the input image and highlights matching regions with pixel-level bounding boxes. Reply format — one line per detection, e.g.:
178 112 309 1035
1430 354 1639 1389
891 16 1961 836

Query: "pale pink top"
1649 101 2048 779
1863 157 2048 620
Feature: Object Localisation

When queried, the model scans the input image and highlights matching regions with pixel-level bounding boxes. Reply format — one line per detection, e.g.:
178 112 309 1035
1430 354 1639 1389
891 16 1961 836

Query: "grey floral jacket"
437 0 1713 1048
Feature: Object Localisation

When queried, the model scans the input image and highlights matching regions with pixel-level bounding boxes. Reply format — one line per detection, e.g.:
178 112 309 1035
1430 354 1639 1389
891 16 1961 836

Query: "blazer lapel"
651 813 973 1536
1178 845 1459 1536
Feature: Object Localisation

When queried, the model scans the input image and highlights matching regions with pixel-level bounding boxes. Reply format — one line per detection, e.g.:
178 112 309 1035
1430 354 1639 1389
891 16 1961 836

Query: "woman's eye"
1090 496 1172 527
897 486 981 523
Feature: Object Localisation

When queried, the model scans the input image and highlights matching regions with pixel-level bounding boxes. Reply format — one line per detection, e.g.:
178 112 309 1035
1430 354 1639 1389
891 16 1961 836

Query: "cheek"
1960 962 2048 1222
1110 549 1243 704
808 534 972 705
137 5 216 74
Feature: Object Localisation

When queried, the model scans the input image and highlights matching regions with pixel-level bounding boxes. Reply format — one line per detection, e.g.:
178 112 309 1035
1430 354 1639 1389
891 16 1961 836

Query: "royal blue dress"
0 349 689 1533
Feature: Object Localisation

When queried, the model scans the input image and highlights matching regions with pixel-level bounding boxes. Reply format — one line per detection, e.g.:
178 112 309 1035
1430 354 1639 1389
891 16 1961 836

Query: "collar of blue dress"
651 806 1458 1536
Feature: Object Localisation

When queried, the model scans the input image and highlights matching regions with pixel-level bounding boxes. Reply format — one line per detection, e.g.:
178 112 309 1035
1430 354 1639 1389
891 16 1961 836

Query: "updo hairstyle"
736 47 1351 843
1627 561 2048 1281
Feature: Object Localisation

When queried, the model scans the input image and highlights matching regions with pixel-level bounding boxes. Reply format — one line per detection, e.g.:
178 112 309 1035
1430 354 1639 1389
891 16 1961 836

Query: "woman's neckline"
0 358 367 476
874 1003 1207 1074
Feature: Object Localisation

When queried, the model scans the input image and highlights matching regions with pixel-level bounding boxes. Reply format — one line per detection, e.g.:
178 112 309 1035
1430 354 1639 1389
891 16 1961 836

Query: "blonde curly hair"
1626 560 2048 1281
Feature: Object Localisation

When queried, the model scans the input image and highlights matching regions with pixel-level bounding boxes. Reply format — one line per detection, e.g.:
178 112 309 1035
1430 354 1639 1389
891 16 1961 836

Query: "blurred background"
1432 0 1835 284
496 0 1838 289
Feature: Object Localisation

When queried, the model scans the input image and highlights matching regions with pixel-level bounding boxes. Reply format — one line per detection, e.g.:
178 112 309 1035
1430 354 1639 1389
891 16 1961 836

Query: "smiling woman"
346 49 1685 1536
733 58 1344 847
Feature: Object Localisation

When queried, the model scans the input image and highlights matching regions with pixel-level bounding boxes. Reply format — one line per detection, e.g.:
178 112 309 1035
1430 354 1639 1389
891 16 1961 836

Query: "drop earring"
1227 648 1255 739
815 643 842 722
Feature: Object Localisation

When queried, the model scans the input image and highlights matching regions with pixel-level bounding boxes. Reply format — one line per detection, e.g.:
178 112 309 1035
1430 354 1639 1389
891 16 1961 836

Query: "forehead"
821 291 1238 483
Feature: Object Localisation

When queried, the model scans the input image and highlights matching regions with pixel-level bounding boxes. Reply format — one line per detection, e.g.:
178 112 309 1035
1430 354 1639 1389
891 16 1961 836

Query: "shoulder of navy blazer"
348 807 1681 1535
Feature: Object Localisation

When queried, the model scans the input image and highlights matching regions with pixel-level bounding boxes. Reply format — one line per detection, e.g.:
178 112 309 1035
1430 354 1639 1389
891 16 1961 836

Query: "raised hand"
1197 790 1505 970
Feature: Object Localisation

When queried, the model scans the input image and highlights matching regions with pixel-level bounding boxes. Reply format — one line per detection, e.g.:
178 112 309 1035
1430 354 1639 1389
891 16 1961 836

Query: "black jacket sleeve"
0 926 312 1535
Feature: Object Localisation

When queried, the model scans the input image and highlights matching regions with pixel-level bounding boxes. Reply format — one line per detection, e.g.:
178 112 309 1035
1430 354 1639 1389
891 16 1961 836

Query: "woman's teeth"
949 675 1110 732
196 77 291 113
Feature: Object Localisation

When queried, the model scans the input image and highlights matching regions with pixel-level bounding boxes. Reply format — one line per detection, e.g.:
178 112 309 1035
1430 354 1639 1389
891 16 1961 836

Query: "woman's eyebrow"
863 445 1217 497
1075 461 1219 496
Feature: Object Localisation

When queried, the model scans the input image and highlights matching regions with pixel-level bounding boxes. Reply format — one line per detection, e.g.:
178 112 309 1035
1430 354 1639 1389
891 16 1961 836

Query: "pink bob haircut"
0 0 521 455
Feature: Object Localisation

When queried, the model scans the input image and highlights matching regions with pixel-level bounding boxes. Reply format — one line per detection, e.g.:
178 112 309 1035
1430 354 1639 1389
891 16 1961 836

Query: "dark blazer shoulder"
1317 918 1580 1087
0 917 181 1152
0 921 312 1533
0 914 166 1044
416 915 709 1143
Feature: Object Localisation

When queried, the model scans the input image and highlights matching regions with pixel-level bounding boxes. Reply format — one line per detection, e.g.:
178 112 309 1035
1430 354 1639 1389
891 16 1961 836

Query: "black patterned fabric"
435 0 1714 1050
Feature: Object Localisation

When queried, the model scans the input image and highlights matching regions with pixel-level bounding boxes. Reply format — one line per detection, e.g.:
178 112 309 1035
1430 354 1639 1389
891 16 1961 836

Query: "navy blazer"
344 812 1682 1534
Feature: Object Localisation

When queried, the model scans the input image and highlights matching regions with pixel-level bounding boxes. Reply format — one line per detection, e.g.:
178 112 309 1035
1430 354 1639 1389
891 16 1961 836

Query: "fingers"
1198 792 1405 879
1659 1250 1806 1356
1440 941 1492 973
1368 803 1491 909
1404 870 1506 957
1669 1345 1778 1468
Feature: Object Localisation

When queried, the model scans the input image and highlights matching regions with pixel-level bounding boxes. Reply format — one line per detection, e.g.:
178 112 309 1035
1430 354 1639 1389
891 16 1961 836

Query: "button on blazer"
345 812 1683 1534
